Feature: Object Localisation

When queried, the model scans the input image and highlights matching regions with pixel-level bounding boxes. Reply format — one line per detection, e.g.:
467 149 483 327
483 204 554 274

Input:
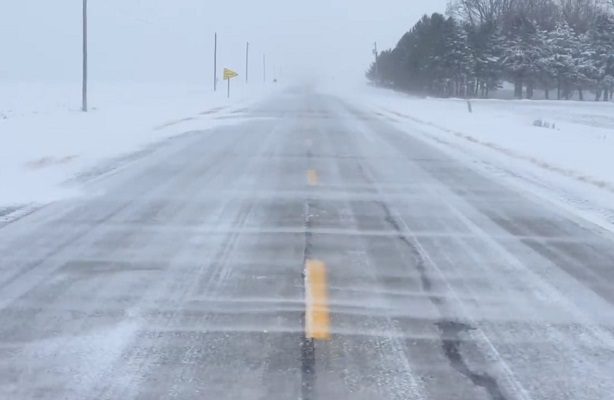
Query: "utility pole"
82 0 88 112
373 42 379 83
213 33 218 91
245 42 249 84
263 53 266 83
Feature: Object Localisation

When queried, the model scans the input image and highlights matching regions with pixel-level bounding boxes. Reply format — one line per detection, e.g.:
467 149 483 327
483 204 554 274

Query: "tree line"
367 0 614 100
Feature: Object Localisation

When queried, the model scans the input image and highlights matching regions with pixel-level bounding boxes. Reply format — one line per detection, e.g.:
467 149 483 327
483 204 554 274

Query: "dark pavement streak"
1 88 614 399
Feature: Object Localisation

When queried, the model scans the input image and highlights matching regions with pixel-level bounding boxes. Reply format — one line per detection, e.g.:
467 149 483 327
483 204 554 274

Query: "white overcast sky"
0 0 447 85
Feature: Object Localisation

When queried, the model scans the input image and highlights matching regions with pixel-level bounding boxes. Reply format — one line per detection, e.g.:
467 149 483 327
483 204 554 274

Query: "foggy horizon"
0 0 447 84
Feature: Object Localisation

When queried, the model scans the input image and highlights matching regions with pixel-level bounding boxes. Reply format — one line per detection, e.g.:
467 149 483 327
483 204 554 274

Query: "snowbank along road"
1 86 614 400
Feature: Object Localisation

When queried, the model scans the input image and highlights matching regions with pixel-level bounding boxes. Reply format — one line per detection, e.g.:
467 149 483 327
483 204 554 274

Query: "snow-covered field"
0 81 275 216
330 83 614 233
5 79 614 234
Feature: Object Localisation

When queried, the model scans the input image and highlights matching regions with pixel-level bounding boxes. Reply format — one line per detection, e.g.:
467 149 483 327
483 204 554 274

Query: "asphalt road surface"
1 87 614 400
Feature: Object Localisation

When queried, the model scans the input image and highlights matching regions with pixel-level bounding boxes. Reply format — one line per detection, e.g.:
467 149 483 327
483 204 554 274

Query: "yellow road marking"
305 260 331 341
307 169 319 186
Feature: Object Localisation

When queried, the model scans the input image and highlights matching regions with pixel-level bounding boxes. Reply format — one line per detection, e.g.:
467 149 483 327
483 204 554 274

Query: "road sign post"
223 68 239 98
246 42 250 84
214 33 218 92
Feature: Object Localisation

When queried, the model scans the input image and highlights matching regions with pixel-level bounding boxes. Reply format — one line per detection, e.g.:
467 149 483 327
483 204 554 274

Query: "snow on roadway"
0 81 276 217
326 82 614 234
5 79 614 235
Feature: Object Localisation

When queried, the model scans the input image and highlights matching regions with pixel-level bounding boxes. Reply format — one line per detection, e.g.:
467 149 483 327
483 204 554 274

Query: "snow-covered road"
1 88 613 399
337 84 614 233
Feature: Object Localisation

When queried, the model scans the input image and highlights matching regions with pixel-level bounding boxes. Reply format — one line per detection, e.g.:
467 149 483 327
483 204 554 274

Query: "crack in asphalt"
380 202 509 400
355 160 509 400
379 200 509 400
437 321 508 400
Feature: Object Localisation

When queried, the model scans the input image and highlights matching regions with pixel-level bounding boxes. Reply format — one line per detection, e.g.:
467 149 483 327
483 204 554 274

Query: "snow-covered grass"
0 81 274 211
328 83 614 233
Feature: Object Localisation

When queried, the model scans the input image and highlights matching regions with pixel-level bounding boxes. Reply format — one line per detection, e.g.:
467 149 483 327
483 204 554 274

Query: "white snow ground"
0 81 276 217
5 80 614 235
325 83 614 233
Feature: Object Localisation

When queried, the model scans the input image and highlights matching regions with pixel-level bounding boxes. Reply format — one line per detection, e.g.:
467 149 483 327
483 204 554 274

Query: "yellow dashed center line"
305 259 331 341
307 169 319 186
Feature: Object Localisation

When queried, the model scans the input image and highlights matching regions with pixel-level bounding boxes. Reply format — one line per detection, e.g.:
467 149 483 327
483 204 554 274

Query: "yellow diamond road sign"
224 68 238 80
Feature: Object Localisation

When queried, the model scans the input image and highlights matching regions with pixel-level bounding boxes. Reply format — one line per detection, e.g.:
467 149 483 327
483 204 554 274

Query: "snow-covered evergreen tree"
544 22 580 99
467 22 504 97
576 32 599 100
501 17 546 98
442 18 474 97
365 2 614 101
588 14 614 100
